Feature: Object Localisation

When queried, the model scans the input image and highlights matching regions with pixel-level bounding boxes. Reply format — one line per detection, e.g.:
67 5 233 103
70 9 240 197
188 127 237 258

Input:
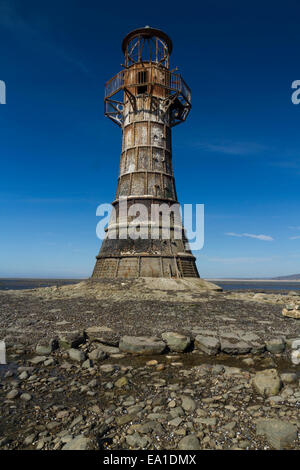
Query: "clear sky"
0 0 299 278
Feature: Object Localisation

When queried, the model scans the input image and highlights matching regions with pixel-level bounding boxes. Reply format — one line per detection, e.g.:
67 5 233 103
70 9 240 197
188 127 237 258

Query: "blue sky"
0 0 300 278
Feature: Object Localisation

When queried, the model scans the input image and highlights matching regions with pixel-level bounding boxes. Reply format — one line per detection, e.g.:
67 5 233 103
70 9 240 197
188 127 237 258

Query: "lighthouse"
92 27 200 279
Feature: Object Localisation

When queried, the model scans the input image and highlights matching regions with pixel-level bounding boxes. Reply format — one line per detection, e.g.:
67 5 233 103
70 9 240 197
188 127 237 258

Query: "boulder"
90 343 119 355
88 349 107 361
195 335 220 355
126 432 150 449
220 340 251 355
178 434 201 450
161 332 191 352
280 373 297 384
20 393 32 401
82 359 93 369
266 338 285 354
68 348 86 362
62 435 91 450
6 389 19 399
58 331 85 350
115 377 128 388
29 356 46 365
252 369 282 397
36 338 58 355
291 349 300 365
256 418 297 450
250 342 266 354
282 308 300 319
119 336 166 355
181 395 196 412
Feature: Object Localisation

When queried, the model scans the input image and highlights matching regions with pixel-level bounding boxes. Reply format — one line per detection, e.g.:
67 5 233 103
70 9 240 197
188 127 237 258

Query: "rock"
239 440 250 449
240 332 260 342
116 414 135 425
221 340 251 355
68 348 86 362
195 336 220 355
181 395 196 412
100 364 115 373
280 373 297 384
196 417 217 427
192 328 216 337
44 358 55 366
19 371 29 380
282 308 300 319
20 393 32 401
146 360 158 366
161 332 191 352
36 338 58 355
211 364 224 374
47 421 60 431
256 419 297 450
29 356 46 365
222 421 237 431
6 389 19 399
252 369 282 397
291 349 300 365
170 407 184 418
70 415 83 428
96 344 119 355
88 349 107 361
178 434 201 450
82 359 93 369
110 353 125 359
85 325 113 342
168 417 183 427
36 440 44 450
266 338 285 353
137 421 163 434
250 342 265 354
126 432 149 449
62 435 91 450
220 332 240 340
286 338 300 348
119 336 166 355
115 377 128 388
24 433 36 445
267 395 282 405
58 331 85 350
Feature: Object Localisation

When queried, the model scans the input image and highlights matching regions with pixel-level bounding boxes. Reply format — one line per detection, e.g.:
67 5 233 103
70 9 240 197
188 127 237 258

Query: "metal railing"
105 71 124 98
105 65 191 104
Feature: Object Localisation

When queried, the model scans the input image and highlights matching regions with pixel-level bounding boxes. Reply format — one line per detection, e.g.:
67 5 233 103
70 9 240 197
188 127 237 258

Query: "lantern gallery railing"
105 65 191 105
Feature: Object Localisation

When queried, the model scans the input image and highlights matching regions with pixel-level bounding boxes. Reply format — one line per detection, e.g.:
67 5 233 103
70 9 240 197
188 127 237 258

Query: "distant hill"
273 274 300 280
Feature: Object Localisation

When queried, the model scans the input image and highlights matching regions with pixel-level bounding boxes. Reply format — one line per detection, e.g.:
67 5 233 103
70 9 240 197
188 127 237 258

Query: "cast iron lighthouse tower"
92 27 200 279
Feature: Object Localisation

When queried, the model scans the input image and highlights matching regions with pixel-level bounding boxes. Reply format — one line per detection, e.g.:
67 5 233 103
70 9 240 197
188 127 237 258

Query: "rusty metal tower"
92 26 200 279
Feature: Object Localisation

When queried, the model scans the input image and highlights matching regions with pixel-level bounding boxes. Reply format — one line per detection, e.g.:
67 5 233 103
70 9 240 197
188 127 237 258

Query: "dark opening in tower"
137 70 148 94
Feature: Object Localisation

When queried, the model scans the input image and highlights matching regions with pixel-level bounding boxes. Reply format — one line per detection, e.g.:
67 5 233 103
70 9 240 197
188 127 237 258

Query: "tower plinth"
92 27 200 279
